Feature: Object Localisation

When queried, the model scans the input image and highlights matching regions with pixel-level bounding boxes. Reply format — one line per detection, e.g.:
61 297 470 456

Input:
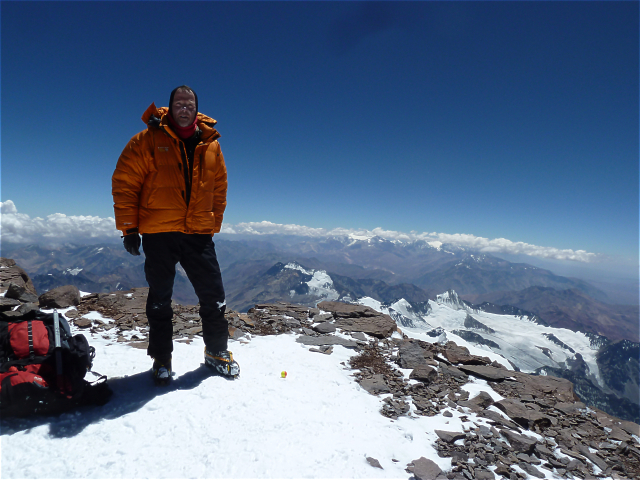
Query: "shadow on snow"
0 363 225 439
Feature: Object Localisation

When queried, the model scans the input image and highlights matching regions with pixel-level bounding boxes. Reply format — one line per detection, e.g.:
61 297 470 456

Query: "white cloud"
0 200 120 245
1 201 599 262
222 220 600 263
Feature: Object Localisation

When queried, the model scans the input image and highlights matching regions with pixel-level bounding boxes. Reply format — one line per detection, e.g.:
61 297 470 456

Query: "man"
112 85 239 384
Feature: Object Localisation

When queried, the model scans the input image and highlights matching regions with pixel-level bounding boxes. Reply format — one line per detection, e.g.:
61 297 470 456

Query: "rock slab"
39 285 81 308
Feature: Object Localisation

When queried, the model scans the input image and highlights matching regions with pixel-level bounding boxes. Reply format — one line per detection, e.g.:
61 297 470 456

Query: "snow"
357 290 606 390
284 262 312 276
2 302 574 479
285 263 340 302
0 311 445 478
460 377 505 403
0 287 620 480
81 310 114 324
357 297 433 331
422 299 603 380
434 291 469 311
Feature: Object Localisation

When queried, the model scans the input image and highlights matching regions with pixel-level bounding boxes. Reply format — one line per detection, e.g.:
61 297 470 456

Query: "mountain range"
3 234 638 423
2 250 638 426
2 235 637 344
463 286 639 344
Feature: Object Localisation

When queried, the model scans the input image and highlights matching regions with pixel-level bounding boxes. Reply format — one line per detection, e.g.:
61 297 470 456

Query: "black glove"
122 228 141 256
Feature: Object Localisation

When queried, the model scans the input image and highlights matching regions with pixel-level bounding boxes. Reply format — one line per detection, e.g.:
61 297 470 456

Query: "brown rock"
237 313 254 327
518 462 546 478
317 301 371 316
0 260 37 296
500 429 537 453
410 365 437 383
5 282 38 303
534 444 554 458
407 456 443 480
183 326 203 336
554 401 586 415
619 420 640 437
39 285 81 309
314 313 333 322
609 426 632 442
516 453 540 465
333 314 396 339
366 457 383 469
577 445 608 471
350 331 367 342
435 430 466 443
443 348 491 366
494 463 511 477
295 335 358 348
313 321 336 334
478 411 522 432
450 451 468 463
439 363 468 381
317 301 396 338
459 391 495 411
0 297 21 311
457 364 514 381
494 398 553 429
359 374 391 395
511 372 578 403
398 341 429 369
474 469 495 480
74 318 92 328
228 326 246 339
2 302 39 319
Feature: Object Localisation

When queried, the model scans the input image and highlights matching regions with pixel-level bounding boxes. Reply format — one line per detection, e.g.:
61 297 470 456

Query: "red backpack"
0 309 111 417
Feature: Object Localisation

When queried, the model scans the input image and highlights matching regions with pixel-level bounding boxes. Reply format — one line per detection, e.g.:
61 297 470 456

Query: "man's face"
171 90 197 127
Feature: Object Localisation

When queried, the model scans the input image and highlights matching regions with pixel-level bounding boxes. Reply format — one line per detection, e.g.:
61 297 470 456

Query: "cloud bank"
1 200 120 245
221 221 599 263
1 200 598 262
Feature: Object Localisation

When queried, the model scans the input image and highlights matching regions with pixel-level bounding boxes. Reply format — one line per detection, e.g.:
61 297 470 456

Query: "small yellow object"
281 371 287 378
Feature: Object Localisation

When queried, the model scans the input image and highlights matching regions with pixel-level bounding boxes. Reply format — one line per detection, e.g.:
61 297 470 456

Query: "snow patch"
64 267 83 276
285 262 339 302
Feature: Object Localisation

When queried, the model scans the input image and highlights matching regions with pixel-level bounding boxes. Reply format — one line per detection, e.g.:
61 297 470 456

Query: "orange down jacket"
112 103 227 236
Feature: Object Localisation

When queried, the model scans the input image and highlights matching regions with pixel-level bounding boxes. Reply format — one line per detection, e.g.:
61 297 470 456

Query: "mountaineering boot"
152 355 172 385
204 349 240 378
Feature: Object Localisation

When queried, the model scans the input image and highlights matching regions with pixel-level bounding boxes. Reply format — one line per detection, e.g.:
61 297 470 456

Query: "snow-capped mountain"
358 293 638 424
464 286 639 344
225 260 430 313
5 237 620 307
221 260 639 423
283 262 340 302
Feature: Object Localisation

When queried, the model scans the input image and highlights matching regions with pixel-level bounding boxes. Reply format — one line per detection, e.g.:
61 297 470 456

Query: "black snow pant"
142 232 227 360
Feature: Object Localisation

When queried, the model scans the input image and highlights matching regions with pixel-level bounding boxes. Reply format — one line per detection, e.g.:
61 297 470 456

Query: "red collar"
167 112 198 140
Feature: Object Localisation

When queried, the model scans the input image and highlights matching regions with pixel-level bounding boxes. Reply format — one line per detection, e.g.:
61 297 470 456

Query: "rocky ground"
1 257 639 480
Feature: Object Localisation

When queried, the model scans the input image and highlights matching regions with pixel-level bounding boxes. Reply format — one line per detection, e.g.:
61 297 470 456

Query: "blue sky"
1 1 638 279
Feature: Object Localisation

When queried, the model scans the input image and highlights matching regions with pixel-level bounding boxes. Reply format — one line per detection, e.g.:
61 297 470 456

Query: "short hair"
169 85 198 113
173 85 195 97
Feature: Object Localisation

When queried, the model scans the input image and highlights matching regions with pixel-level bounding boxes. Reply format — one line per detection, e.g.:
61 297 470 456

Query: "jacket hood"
141 103 219 140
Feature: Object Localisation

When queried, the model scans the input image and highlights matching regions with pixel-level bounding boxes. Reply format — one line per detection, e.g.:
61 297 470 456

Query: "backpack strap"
27 320 35 359
0 356 49 372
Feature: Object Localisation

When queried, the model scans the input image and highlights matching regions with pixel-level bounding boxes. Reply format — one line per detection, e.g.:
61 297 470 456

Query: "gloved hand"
122 228 141 256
